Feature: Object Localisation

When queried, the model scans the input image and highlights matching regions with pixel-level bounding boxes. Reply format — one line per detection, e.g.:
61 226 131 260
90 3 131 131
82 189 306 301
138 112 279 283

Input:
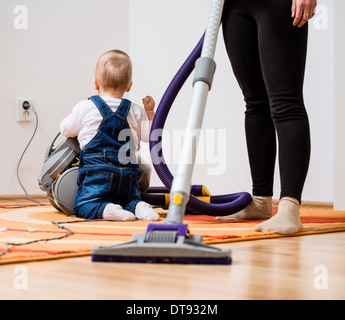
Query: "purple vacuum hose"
147 34 252 216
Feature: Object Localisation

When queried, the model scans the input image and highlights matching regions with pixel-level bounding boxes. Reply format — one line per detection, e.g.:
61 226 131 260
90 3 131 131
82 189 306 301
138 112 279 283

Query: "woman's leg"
220 0 275 220
221 0 310 234
254 0 310 204
252 0 310 234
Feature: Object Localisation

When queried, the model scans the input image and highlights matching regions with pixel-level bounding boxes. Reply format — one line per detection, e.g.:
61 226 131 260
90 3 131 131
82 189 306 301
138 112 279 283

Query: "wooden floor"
1 197 344 300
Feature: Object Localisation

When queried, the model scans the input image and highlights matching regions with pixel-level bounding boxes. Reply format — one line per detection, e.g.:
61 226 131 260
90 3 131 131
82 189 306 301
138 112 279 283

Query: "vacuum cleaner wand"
92 0 231 265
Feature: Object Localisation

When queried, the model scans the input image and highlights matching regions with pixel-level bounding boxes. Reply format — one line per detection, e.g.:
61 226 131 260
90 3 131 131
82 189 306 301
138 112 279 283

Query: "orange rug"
1 204 345 264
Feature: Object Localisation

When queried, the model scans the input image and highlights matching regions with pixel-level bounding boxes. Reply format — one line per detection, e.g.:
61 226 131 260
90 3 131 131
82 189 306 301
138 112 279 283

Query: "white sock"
216 196 273 221
255 197 303 235
135 201 160 221
102 204 135 221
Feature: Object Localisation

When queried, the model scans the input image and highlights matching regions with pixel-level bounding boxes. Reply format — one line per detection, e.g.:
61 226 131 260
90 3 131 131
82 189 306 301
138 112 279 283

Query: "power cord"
0 218 127 258
0 220 74 258
0 102 44 209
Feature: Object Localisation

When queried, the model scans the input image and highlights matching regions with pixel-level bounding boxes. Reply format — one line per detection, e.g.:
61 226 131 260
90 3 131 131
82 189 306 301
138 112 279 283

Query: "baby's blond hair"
95 50 132 93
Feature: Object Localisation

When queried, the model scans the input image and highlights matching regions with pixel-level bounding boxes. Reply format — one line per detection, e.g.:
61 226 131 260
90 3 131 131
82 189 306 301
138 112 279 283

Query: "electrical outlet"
16 98 32 122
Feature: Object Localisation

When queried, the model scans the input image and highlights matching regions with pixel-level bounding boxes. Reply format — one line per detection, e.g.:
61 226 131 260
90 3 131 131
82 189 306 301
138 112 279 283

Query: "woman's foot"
255 197 303 235
216 196 273 221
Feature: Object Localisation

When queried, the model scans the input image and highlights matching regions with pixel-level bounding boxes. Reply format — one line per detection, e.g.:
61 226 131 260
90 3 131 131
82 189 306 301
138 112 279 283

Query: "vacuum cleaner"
91 0 250 265
38 0 252 264
38 133 80 215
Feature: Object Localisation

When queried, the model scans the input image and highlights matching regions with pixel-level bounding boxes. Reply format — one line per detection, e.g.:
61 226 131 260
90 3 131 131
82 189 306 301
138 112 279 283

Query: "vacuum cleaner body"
38 134 80 215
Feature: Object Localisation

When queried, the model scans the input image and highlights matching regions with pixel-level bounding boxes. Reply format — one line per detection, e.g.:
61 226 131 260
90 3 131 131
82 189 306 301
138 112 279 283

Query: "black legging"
222 0 311 204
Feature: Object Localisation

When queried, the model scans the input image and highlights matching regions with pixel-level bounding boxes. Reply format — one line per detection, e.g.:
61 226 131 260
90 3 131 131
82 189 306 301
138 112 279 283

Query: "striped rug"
1 204 345 264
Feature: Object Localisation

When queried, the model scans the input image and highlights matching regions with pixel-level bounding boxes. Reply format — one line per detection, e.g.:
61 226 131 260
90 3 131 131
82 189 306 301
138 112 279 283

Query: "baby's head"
94 50 132 96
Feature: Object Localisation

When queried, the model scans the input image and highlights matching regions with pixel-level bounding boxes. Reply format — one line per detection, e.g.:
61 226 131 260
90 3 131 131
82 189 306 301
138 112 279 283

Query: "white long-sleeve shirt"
60 96 151 151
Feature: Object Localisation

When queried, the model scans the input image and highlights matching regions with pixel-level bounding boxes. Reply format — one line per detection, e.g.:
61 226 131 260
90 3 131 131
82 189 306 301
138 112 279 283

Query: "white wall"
130 0 335 202
303 0 334 202
0 0 129 195
0 0 337 204
334 0 345 210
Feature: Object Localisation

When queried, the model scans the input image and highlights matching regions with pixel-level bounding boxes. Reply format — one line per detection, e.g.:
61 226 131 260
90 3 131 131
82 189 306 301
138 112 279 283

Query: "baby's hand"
142 96 155 111
142 96 155 120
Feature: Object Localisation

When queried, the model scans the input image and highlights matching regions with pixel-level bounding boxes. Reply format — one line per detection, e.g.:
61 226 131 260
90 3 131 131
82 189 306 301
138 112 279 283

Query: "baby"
60 49 159 221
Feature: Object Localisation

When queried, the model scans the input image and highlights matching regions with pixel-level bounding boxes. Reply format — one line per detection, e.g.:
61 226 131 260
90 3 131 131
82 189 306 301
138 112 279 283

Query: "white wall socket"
16 98 32 122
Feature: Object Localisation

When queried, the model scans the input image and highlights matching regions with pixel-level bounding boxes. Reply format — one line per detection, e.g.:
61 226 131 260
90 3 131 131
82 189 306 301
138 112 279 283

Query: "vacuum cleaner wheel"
52 166 79 215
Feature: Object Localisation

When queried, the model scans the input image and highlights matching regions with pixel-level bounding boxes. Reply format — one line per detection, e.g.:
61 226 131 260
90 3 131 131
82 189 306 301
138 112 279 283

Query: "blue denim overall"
74 96 142 219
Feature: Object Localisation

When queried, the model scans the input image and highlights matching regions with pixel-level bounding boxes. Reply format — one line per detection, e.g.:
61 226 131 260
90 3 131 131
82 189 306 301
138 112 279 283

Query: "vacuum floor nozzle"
91 223 231 265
